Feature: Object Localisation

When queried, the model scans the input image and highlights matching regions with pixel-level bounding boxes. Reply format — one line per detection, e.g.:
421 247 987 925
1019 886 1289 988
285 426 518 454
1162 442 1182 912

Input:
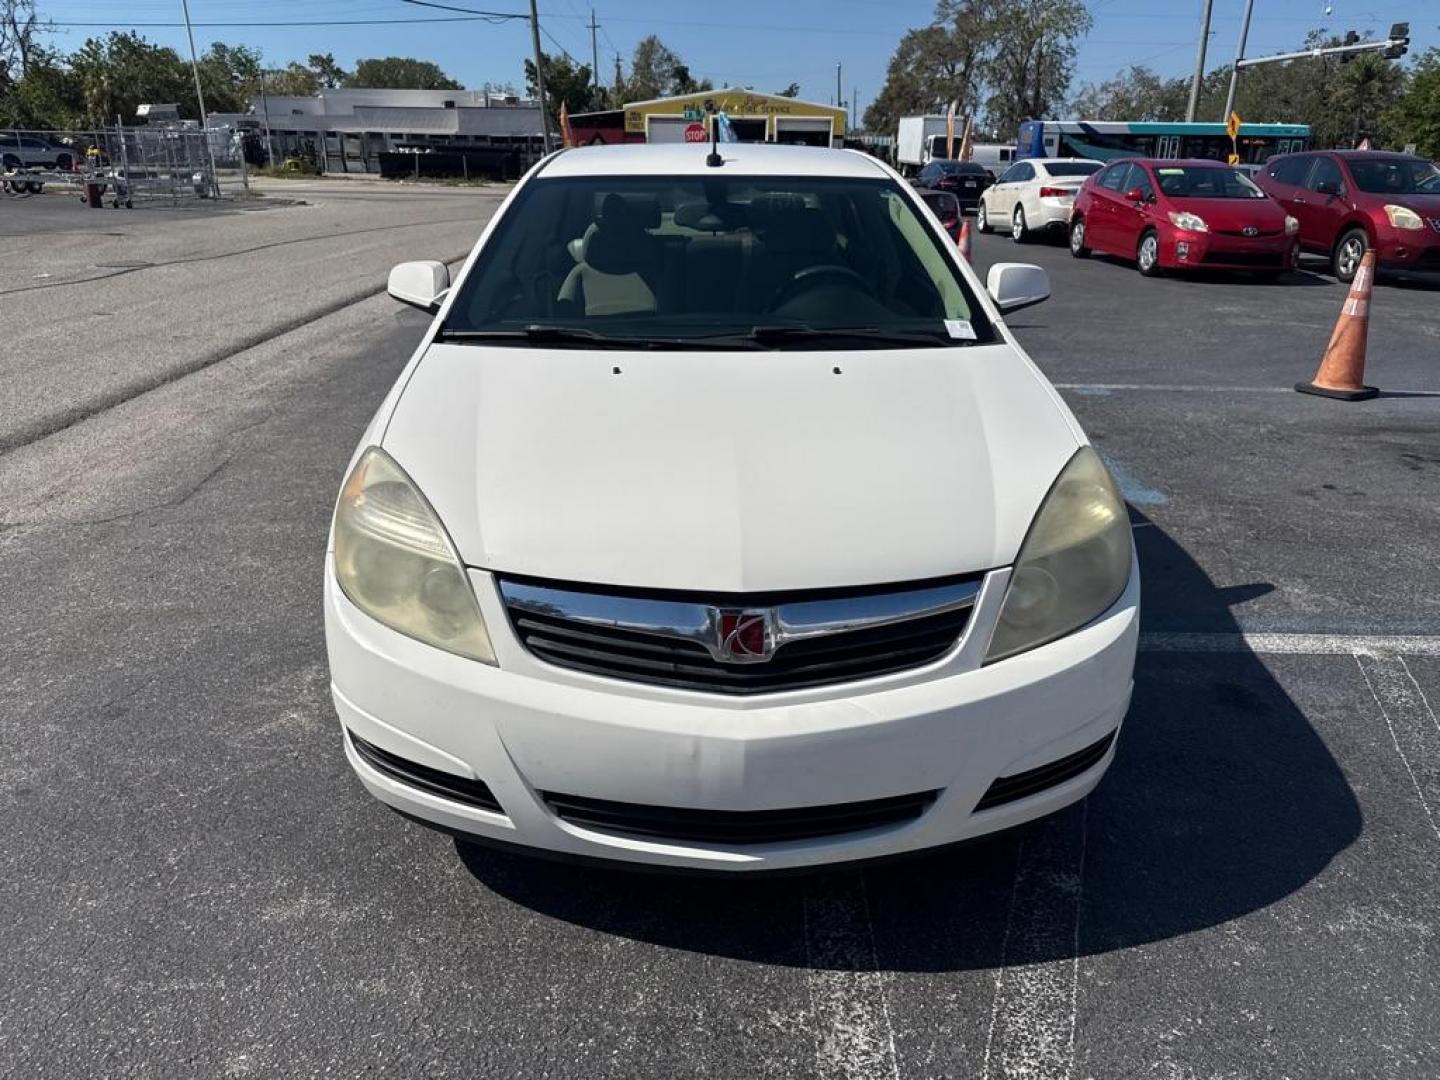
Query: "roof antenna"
704 98 723 168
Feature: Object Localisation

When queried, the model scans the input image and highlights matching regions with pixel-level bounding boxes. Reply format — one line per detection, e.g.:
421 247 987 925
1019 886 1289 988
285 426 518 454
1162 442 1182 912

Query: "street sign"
683 122 708 143
1227 152 1240 165
682 107 703 121
1226 111 1242 140
1404 143 1418 156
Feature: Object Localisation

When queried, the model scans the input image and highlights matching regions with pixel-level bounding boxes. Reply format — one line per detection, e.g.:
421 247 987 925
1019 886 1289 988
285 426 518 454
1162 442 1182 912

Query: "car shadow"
456 511 1361 972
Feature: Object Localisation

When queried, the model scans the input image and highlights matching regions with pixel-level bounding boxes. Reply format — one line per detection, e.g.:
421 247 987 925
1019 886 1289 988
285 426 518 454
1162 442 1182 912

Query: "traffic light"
1384 22 1410 60
1339 30 1360 64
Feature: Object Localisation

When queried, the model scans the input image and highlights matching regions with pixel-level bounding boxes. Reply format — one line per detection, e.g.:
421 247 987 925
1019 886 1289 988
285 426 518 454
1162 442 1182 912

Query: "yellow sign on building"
623 89 845 143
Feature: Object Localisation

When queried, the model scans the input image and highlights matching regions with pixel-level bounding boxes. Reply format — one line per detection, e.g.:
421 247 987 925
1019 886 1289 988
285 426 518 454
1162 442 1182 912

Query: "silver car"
1 135 80 172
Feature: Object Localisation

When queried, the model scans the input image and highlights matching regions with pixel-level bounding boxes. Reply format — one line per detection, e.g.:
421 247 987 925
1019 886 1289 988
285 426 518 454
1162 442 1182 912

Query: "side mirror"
387 260 449 313
1124 186 1151 203
1314 180 1341 197
987 262 1050 314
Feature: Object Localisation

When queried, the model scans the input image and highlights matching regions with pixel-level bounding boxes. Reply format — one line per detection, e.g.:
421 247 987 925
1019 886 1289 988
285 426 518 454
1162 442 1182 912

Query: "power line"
41 15 521 28
397 0 527 21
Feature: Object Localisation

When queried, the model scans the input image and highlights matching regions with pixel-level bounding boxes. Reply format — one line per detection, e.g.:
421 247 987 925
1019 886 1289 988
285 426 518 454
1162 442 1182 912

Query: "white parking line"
982 802 1088 1080
1056 382 1293 393
1356 654 1440 845
1140 632 1440 657
804 876 902 1080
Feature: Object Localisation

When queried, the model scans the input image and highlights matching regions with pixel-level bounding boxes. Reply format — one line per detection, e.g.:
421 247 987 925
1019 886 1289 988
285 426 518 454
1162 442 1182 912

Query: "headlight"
1384 204 1424 230
1167 210 1208 233
333 447 495 663
1284 215 1300 235
984 447 1132 664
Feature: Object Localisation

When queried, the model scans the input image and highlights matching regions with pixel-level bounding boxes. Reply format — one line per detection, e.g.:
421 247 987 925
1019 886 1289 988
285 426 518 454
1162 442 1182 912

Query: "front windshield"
1154 166 1267 198
442 174 994 348
1045 162 1101 177
1347 158 1440 195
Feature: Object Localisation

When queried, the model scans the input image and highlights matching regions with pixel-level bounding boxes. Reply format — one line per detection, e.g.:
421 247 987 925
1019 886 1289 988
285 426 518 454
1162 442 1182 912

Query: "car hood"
1167 196 1291 231
381 343 1081 593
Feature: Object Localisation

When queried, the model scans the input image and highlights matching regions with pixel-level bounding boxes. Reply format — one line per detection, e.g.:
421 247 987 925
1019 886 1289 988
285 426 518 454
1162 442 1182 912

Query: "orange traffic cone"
1296 250 1379 401
958 217 973 262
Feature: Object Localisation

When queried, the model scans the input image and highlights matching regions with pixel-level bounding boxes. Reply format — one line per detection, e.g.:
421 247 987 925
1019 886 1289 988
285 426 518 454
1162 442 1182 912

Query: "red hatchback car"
1254 150 1440 282
1069 159 1298 278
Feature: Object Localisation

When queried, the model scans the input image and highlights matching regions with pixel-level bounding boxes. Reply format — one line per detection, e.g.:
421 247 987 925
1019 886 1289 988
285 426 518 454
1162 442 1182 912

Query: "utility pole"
180 0 224 197
852 84 857 133
1185 0 1214 122
835 63 842 121
258 68 274 167
588 9 600 92
1222 0 1256 123
528 0 553 152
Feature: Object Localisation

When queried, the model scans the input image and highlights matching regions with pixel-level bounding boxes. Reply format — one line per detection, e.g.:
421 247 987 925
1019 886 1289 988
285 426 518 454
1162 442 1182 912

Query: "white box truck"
896 116 949 173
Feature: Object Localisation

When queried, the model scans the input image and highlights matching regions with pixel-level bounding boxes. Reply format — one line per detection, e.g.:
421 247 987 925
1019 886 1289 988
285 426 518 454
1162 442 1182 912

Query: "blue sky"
36 0 1437 119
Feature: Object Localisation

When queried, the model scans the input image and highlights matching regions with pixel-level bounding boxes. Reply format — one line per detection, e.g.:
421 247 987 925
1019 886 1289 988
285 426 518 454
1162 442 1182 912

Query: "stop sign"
683 122 708 143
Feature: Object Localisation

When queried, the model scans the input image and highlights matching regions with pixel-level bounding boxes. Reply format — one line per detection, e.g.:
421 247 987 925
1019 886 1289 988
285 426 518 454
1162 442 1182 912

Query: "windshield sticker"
944 319 978 340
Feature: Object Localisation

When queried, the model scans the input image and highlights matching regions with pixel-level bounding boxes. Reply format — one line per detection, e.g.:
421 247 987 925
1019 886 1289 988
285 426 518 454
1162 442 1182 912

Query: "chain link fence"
2 124 250 207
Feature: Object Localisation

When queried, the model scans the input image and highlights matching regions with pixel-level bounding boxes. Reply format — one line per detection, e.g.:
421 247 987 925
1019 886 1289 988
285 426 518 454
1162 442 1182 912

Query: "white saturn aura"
325 143 1139 873
977 157 1103 243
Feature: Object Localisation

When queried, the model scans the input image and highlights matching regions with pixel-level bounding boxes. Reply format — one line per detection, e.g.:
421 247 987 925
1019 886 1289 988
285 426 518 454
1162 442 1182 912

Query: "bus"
1017 120 1311 164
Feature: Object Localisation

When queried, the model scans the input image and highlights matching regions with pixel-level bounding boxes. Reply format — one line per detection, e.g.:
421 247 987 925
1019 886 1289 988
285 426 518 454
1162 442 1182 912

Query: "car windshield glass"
1347 158 1440 195
1153 166 1267 198
1045 162 1101 177
441 174 995 348
934 161 983 174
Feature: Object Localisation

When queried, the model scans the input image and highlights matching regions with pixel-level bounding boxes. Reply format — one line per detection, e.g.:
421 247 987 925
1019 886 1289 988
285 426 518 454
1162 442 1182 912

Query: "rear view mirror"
387 260 450 313
1315 180 1341 197
1124 187 1150 203
987 263 1050 314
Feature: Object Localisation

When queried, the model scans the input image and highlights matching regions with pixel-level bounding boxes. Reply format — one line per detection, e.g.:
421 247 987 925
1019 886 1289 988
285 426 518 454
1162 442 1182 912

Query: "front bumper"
1375 229 1440 271
1162 228 1297 271
325 562 1139 872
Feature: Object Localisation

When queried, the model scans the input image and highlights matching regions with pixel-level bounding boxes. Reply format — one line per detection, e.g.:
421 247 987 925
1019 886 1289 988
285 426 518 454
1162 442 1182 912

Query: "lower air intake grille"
348 729 502 814
973 731 1116 812
542 789 940 844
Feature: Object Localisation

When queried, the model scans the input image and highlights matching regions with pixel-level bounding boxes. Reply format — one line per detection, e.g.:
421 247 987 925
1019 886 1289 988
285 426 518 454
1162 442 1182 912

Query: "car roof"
1322 149 1424 160
537 143 890 180
1029 157 1100 165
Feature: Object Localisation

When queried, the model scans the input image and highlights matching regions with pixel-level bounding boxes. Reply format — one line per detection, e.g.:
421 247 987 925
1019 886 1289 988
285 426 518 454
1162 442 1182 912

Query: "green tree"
264 62 321 97
198 41 263 114
618 35 711 101
776 82 800 98
307 52 346 89
524 51 595 117
1388 49 1440 157
345 57 461 90
68 32 193 126
1069 65 1189 121
983 0 1092 133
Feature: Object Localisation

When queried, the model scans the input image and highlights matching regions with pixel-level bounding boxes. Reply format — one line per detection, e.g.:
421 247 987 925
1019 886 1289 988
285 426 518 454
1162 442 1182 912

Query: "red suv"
1069 158 1298 279
1254 150 1440 282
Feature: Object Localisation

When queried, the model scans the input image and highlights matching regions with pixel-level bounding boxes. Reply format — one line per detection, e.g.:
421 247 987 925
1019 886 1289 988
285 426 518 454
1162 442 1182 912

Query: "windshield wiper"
434 324 752 349
738 324 963 348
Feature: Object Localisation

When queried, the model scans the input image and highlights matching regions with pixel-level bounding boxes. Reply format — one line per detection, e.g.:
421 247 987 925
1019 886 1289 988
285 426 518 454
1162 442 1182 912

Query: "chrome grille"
499 575 980 695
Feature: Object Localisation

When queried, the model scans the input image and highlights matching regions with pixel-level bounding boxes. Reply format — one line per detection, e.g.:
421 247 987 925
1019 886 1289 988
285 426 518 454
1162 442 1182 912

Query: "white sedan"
978 157 1103 242
326 143 1138 873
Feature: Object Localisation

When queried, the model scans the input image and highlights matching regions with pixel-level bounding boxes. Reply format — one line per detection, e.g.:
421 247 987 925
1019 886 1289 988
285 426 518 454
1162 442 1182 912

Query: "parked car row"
961 148 1439 285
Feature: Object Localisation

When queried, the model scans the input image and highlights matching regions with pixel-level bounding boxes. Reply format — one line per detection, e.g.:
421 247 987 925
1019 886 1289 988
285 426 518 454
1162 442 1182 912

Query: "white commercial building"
209 87 544 173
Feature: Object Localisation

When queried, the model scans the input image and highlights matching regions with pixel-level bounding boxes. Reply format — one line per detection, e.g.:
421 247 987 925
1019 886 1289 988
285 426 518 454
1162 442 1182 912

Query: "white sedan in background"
978 158 1103 243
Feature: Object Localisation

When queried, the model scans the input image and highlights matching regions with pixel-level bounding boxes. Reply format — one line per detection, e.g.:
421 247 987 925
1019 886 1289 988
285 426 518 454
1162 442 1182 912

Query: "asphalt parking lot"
3 186 1439 1078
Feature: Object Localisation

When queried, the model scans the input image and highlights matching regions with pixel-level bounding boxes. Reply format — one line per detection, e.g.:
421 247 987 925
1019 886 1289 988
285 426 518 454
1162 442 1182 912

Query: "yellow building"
622 90 845 147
